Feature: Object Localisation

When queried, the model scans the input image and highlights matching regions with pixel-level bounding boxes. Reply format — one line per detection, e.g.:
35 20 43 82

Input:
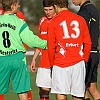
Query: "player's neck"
57 8 68 13
4 11 14 14
80 0 87 6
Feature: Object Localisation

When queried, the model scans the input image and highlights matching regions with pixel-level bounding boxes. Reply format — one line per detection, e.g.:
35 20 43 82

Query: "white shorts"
51 60 86 97
36 68 52 88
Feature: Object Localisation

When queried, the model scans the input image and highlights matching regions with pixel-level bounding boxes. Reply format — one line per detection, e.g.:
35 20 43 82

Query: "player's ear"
54 4 59 14
11 3 17 13
54 4 57 8
11 4 15 10
68 3 70 8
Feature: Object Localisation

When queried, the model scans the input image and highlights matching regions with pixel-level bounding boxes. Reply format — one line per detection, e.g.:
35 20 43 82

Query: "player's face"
72 0 83 6
44 6 56 19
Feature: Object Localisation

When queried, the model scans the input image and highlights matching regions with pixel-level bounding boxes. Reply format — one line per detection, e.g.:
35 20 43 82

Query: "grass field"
4 54 100 100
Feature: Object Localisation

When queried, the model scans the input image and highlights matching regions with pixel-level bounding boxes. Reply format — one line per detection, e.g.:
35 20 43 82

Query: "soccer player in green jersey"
0 0 47 100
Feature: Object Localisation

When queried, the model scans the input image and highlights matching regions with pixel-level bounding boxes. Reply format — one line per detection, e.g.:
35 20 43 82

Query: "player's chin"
14 10 18 14
72 2 78 6
47 16 52 19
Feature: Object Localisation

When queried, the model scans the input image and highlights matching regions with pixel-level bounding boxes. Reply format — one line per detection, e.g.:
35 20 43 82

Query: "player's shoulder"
39 16 48 22
84 2 98 15
53 10 85 22
80 1 97 14
40 16 47 20
75 13 87 24
86 3 96 10
13 14 26 26
67 11 87 26
74 12 85 20
39 16 48 25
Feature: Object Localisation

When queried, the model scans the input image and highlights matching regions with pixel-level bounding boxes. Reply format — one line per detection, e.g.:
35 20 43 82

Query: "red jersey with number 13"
48 10 91 67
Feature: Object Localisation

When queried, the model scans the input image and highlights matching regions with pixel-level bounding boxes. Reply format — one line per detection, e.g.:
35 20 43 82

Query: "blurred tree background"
19 0 100 34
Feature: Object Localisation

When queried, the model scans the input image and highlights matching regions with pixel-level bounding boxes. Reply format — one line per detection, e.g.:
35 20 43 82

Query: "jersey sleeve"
36 21 42 51
16 10 28 49
83 20 92 62
47 21 56 66
19 23 47 49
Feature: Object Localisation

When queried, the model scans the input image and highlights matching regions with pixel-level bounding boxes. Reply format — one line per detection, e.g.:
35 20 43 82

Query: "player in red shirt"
30 0 56 100
0 6 32 100
47 0 92 100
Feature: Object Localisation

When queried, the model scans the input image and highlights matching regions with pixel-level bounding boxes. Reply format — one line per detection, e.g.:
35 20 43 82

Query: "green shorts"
0 52 30 94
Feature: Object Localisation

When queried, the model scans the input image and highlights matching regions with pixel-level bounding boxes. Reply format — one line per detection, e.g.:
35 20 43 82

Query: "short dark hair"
52 0 69 8
2 0 18 11
43 0 54 7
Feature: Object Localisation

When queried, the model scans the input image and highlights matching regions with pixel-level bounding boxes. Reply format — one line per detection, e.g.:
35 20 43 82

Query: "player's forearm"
32 49 41 60
21 30 47 49
30 36 47 49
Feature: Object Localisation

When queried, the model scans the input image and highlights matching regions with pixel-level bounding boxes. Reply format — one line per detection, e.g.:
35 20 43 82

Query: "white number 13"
60 20 80 39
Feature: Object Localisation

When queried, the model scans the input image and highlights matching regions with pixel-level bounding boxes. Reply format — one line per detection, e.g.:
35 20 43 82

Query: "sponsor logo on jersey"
41 31 47 35
66 43 79 47
0 23 16 30
0 49 18 55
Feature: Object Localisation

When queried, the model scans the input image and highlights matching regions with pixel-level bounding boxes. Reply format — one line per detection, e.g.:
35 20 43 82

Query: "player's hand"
30 59 36 73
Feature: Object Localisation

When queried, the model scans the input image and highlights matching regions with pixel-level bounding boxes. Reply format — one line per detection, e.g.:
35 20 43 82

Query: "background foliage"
19 0 100 25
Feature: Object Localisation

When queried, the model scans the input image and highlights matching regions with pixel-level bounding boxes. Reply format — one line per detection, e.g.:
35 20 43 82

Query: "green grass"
4 70 100 100
4 54 100 100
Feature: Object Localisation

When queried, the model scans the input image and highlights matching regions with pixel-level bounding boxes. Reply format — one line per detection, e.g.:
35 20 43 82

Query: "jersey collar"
81 0 91 8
